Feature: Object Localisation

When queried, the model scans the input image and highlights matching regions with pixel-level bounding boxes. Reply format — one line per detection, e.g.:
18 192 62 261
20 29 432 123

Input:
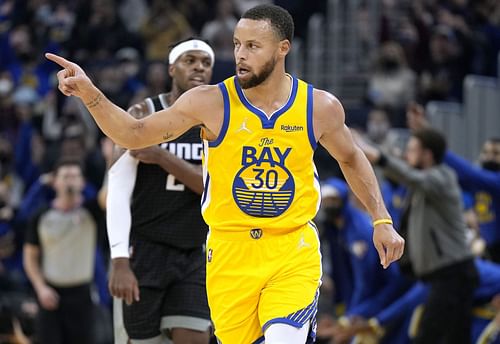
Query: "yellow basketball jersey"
201 75 320 231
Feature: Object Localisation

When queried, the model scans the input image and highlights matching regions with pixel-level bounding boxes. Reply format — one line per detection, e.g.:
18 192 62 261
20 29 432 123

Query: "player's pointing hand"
45 53 95 99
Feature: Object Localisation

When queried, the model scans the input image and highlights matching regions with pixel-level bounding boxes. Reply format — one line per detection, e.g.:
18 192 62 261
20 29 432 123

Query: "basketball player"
105 39 214 344
46 5 404 344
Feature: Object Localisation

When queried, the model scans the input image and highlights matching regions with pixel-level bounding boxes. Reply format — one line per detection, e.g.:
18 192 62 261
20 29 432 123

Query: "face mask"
380 57 399 71
481 160 500 172
66 186 77 195
324 205 343 221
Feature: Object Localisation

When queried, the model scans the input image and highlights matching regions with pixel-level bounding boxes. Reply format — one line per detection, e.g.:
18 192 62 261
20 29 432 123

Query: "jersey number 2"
165 174 185 191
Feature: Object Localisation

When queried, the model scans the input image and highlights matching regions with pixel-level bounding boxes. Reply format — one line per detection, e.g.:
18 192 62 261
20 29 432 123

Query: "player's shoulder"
176 84 224 111
311 87 345 120
312 88 343 110
185 84 221 98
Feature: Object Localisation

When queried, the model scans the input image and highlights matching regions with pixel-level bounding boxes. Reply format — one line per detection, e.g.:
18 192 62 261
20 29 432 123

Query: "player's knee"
264 322 309 344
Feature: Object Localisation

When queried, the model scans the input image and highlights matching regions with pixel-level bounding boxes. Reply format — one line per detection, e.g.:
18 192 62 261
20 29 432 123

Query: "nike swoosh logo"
111 242 122 248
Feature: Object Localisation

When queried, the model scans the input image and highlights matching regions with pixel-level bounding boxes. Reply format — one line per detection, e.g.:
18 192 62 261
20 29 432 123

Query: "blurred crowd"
0 0 499 343
364 0 500 126
315 109 500 344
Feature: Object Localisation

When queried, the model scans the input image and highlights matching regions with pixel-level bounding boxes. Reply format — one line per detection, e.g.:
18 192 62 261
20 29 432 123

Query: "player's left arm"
313 89 404 268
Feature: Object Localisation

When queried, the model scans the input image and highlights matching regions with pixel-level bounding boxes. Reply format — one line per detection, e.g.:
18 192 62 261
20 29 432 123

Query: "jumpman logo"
236 117 252 133
298 235 311 249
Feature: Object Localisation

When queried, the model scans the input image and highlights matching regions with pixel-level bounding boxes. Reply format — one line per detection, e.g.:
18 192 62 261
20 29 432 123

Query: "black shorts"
122 239 210 339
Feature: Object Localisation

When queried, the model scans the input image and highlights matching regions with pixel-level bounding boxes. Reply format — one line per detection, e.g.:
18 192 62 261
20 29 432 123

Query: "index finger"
45 53 73 68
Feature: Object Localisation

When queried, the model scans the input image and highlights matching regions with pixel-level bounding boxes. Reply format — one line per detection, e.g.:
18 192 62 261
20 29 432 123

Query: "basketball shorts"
206 222 322 344
123 239 211 339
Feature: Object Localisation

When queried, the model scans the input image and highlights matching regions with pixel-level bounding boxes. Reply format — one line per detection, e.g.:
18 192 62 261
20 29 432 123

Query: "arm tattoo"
85 93 102 108
163 132 173 141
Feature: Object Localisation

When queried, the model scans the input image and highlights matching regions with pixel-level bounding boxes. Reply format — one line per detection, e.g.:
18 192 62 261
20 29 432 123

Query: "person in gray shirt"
356 128 478 344
23 158 102 344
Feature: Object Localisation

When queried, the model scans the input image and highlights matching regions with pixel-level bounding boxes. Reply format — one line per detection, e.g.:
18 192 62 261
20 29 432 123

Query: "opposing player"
47 5 404 344
106 39 214 344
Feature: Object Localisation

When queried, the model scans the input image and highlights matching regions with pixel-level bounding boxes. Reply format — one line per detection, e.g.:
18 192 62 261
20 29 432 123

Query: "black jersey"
130 94 208 248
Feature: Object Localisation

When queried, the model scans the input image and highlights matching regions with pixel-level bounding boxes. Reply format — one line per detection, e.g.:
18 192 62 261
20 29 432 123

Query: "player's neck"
242 69 291 111
167 87 183 105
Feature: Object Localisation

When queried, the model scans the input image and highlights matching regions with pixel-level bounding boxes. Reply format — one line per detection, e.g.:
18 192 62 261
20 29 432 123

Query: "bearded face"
236 55 277 89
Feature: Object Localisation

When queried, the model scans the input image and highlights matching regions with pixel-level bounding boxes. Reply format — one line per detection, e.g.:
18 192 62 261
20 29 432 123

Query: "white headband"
168 39 215 66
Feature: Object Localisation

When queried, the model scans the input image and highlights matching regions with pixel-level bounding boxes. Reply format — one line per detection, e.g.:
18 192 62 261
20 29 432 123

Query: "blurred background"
0 0 499 343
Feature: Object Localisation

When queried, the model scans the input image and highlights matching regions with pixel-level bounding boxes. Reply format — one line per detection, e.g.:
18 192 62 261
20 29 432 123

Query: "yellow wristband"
373 218 393 227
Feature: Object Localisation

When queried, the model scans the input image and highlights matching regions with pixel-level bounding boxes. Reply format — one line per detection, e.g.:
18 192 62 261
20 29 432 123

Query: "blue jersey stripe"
209 83 230 147
201 173 210 206
306 84 317 150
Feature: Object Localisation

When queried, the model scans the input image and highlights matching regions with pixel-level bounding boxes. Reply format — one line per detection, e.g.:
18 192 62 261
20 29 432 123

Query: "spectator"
0 221 36 343
443 138 500 261
71 0 138 62
357 128 478 344
367 41 416 124
469 0 500 76
201 0 238 82
23 159 103 344
379 180 407 245
317 177 410 344
0 136 22 208
407 107 500 263
92 60 131 110
201 0 238 61
117 0 148 34
0 72 18 142
336 259 500 344
115 47 145 107
0 298 32 344
365 107 409 154
175 0 212 34
419 25 466 102
320 178 401 314
4 25 56 97
137 61 170 101
140 0 192 61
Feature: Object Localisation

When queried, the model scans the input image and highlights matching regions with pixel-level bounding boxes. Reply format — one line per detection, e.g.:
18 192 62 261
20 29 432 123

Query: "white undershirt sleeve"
106 151 138 259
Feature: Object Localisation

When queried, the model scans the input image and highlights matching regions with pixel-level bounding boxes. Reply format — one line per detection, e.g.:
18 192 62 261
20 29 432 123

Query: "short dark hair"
487 137 500 144
54 157 84 175
412 128 447 164
242 4 294 42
